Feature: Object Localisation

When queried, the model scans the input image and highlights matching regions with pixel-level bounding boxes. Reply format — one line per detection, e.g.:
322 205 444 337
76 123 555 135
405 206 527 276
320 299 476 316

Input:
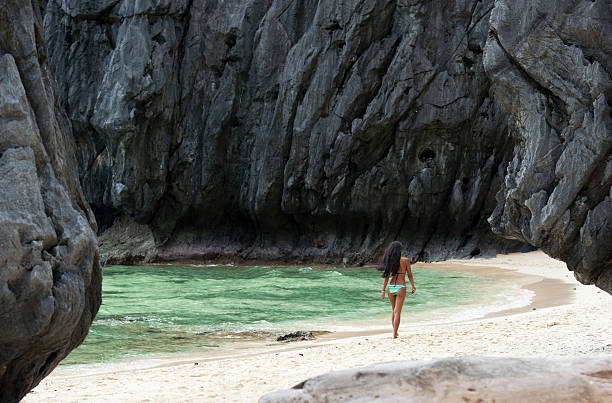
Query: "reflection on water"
63 264 524 365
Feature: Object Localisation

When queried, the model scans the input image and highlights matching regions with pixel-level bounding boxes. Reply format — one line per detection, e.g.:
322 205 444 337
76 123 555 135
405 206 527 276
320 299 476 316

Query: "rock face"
0 2 101 402
42 0 612 293
484 0 612 292
43 0 527 265
259 357 612 402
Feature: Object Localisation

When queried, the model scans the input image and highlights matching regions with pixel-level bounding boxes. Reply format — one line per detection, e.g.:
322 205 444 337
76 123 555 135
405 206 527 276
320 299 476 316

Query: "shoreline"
48 260 559 370
24 251 612 402
421 262 575 318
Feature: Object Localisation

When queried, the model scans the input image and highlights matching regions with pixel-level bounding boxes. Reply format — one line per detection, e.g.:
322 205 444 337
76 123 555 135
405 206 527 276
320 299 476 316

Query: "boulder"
259 357 612 402
0 2 101 401
276 331 314 342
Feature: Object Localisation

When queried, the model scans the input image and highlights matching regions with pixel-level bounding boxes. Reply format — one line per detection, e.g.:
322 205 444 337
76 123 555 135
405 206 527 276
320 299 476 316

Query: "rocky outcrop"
98 215 157 265
0 2 101 402
43 0 527 265
42 1 612 292
484 0 612 293
259 357 612 402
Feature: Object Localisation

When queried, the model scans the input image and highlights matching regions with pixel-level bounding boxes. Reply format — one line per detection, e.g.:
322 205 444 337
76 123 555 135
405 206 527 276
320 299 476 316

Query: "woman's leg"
392 288 407 338
388 292 397 331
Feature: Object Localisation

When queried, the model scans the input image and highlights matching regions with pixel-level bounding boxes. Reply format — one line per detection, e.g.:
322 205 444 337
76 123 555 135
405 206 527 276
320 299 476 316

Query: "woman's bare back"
391 257 410 285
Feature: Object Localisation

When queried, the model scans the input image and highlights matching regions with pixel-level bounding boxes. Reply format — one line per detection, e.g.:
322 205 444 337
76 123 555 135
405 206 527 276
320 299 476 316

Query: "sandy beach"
23 251 612 402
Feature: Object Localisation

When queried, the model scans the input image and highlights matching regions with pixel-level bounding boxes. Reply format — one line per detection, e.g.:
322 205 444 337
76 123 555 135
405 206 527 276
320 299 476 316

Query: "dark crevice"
69 0 121 23
465 0 480 32
152 33 166 45
466 5 494 35
224 30 238 48
37 351 59 379
221 55 241 63
587 262 605 285
91 205 121 233
7 278 21 299
324 20 342 31
292 380 307 389
419 149 436 162
462 56 474 68
426 95 468 109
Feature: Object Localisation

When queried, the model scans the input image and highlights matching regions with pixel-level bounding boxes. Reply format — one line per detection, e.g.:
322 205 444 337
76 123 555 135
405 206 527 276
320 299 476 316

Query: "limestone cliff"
484 0 612 292
0 2 101 401
42 0 612 293
43 0 526 265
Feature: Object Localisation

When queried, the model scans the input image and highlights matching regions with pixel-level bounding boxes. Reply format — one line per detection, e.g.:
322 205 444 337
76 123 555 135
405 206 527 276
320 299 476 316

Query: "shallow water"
63 264 529 364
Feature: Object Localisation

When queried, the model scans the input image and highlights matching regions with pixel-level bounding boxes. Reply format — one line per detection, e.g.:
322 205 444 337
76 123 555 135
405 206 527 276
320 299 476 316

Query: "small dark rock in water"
276 331 314 342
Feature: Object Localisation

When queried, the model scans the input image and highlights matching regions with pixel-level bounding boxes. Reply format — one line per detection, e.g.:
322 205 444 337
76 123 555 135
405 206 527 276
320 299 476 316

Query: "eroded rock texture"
0 2 101 401
259 357 612 402
484 0 612 292
44 0 527 264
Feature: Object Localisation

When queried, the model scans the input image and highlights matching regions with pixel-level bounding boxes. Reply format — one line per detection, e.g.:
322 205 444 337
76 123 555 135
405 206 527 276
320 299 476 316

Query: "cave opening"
91 205 121 234
419 149 436 162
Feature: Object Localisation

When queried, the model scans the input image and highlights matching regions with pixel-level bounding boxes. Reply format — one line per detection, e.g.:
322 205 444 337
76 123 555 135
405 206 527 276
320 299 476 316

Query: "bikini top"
391 260 407 285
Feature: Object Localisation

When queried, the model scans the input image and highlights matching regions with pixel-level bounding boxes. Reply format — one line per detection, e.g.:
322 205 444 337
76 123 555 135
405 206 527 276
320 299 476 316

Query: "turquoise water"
63 264 527 365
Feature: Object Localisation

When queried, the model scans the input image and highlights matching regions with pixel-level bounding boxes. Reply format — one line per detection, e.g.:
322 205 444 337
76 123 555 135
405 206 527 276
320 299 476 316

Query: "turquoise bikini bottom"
388 284 406 295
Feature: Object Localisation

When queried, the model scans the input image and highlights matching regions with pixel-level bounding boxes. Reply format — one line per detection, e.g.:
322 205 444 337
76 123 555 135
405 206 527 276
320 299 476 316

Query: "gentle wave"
96 316 164 326
444 286 534 322
64 265 518 364
322 285 534 331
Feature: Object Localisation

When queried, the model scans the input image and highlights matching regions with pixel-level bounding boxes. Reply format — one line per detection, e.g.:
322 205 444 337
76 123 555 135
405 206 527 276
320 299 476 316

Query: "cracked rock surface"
42 0 612 293
484 0 612 292
259 357 612 402
43 0 526 264
0 2 101 401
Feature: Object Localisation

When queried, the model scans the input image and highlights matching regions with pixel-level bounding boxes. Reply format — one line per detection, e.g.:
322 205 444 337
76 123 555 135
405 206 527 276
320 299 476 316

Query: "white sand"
24 251 612 402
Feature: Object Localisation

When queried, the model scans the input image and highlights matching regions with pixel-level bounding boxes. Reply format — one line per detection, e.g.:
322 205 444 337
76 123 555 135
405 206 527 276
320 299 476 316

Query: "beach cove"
23 251 612 402
51 256 537 365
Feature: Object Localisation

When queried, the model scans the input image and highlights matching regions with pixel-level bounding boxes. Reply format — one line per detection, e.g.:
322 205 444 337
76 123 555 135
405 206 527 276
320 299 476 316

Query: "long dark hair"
378 241 402 278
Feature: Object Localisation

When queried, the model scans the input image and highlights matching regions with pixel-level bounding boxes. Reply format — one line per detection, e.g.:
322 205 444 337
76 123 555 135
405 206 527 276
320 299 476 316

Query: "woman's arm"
407 259 416 294
381 276 388 300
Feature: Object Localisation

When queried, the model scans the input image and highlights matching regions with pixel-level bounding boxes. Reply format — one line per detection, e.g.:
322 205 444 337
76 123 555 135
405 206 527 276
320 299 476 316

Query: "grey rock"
43 0 526 265
259 357 612 402
276 331 314 342
98 215 157 265
0 2 101 402
484 0 612 293
41 0 612 292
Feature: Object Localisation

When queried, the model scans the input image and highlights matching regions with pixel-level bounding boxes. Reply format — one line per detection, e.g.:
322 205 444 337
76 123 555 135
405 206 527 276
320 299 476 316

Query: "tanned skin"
381 257 416 338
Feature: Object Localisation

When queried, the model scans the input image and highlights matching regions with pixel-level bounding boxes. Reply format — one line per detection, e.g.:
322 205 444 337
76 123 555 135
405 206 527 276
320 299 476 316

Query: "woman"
378 241 416 338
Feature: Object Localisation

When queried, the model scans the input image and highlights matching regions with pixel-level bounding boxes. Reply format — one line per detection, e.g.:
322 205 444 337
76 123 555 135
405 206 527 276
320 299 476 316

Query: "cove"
62 264 530 365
